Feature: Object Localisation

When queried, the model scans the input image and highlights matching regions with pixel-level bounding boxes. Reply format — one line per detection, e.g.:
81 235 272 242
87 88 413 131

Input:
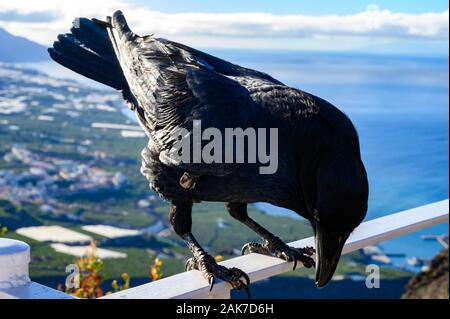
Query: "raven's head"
303 151 368 288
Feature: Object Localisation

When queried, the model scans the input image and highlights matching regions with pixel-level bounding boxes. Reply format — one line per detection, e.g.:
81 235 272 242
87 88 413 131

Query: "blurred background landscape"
0 0 448 298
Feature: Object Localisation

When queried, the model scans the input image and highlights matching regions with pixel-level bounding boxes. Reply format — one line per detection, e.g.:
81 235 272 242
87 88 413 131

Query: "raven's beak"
314 225 349 288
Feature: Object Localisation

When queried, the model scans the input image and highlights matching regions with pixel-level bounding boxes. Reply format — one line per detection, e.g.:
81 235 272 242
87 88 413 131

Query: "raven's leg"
169 200 250 296
226 202 315 270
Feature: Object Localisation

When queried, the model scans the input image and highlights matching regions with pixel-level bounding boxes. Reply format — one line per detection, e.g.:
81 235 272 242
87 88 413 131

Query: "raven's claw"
240 280 252 299
241 270 251 286
242 238 315 269
209 277 215 291
185 255 251 298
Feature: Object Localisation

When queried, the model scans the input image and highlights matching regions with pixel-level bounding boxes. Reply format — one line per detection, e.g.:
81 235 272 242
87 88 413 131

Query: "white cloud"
0 0 448 50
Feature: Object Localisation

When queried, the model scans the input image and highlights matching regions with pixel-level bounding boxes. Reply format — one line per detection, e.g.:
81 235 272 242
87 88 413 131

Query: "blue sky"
134 0 449 15
0 0 448 55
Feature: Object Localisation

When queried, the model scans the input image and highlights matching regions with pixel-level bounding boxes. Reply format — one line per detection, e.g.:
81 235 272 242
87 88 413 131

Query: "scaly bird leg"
226 202 315 270
169 201 250 297
183 233 250 297
241 218 315 270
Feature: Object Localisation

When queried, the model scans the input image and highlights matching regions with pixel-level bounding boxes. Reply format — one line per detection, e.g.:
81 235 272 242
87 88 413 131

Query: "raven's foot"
185 255 251 298
242 237 315 270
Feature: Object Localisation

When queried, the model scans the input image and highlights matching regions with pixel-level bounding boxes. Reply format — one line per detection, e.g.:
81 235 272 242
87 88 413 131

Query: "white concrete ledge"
0 281 76 299
102 199 449 299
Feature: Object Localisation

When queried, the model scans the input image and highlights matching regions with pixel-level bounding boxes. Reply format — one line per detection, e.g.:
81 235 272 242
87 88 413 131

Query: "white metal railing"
0 199 448 299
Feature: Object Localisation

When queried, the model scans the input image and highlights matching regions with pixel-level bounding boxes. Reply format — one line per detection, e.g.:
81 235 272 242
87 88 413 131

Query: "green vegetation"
0 224 7 237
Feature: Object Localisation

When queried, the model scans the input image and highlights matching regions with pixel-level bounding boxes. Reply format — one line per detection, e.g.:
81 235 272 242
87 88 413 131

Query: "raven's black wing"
158 38 322 123
159 39 284 86
107 11 265 177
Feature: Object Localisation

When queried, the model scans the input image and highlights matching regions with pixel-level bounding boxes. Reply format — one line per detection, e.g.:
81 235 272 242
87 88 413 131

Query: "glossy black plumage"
49 11 369 289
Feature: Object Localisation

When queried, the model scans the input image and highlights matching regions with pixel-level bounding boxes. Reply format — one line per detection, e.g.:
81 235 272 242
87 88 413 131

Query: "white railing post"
0 238 31 289
0 238 75 299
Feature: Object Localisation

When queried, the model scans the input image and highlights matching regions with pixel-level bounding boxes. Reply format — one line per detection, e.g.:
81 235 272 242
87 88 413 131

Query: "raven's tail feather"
48 17 127 90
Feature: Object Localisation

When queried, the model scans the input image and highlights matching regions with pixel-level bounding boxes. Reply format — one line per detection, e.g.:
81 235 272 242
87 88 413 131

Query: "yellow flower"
73 288 84 298
151 267 159 279
214 255 223 262
121 273 129 282
154 258 163 267
111 280 119 290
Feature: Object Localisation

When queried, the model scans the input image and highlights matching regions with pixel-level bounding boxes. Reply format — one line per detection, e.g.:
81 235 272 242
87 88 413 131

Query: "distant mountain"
0 27 48 62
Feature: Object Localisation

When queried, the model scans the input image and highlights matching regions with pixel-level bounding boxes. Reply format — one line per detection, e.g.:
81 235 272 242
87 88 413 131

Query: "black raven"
49 11 369 294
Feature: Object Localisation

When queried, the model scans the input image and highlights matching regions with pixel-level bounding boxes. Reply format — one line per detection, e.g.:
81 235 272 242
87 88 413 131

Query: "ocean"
27 50 449 269
210 49 449 269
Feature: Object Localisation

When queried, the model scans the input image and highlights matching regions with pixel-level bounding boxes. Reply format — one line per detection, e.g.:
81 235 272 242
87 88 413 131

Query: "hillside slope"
0 27 48 62
403 249 449 299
